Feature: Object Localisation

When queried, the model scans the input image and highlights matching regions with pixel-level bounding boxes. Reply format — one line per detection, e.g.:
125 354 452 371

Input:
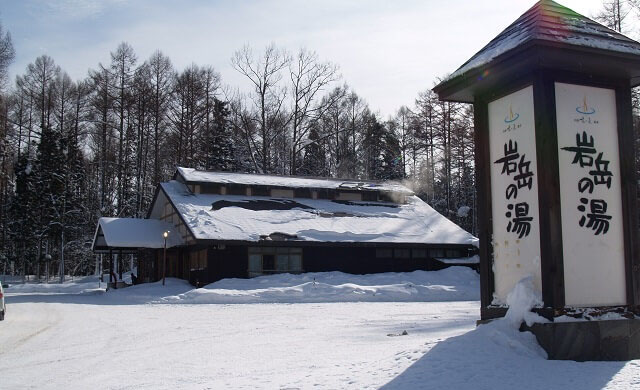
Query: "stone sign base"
523 319 640 361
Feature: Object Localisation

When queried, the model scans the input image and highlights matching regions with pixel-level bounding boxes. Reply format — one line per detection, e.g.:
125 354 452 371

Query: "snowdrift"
157 267 479 304
4 268 479 305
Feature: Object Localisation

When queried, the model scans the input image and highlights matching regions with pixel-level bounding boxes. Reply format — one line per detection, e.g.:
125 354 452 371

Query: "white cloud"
37 0 128 19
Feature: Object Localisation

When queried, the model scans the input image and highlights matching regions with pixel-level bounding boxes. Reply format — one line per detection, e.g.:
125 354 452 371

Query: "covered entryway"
92 217 184 288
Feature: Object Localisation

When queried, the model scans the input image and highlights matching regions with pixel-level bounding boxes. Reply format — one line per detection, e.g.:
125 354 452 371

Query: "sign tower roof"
434 0 640 102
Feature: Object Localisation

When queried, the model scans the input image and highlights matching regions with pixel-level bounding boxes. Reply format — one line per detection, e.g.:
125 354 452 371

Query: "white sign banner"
555 82 626 307
488 86 542 303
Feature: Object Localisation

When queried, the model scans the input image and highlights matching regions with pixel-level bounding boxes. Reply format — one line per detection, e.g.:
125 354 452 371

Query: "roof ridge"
176 167 406 186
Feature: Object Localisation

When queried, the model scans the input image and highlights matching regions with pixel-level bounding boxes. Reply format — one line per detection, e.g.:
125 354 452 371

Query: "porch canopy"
92 217 184 253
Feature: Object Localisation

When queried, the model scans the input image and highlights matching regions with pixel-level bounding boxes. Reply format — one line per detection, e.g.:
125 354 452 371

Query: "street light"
45 254 52 283
162 231 169 286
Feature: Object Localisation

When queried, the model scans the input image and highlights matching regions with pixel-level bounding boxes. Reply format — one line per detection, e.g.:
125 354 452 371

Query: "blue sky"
0 0 608 116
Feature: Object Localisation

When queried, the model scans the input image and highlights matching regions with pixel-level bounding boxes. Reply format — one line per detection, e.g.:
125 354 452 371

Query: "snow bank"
157 267 479 304
4 268 479 305
103 278 194 304
4 275 105 295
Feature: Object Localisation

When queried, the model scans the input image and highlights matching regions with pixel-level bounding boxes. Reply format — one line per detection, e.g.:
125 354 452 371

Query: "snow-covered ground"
0 269 639 389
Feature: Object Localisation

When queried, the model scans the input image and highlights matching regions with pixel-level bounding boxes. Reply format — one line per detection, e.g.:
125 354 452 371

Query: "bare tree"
109 42 137 215
414 90 439 200
594 0 636 32
391 106 412 177
0 21 14 273
200 66 222 168
343 90 367 177
147 50 174 184
0 22 14 89
54 72 74 136
168 64 207 167
288 48 339 174
231 44 291 173
87 65 116 215
24 55 60 133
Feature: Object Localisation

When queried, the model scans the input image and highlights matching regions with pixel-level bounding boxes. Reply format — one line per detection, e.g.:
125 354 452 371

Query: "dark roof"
434 0 640 102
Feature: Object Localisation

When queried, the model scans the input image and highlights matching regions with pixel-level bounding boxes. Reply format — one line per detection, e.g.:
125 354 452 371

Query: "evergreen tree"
35 124 66 278
361 113 386 180
8 152 37 276
300 125 328 176
380 130 404 180
60 126 89 274
202 98 235 171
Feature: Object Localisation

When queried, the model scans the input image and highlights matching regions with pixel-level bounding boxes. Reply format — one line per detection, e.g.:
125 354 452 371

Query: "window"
336 191 362 201
201 183 221 194
376 248 392 258
271 189 294 198
263 255 275 271
276 254 289 271
289 254 302 270
252 186 270 196
412 249 427 258
379 192 394 203
362 191 378 201
394 249 411 259
316 189 334 199
227 184 246 195
379 192 406 204
248 247 303 277
431 249 445 258
294 188 312 198
249 255 261 275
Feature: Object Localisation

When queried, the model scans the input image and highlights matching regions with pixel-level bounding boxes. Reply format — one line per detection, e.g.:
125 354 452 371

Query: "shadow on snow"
380 320 627 390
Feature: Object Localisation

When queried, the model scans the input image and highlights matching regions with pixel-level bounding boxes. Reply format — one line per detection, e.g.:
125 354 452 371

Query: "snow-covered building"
93 167 477 286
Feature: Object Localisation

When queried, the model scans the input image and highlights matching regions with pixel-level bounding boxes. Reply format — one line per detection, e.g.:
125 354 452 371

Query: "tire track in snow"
0 304 61 356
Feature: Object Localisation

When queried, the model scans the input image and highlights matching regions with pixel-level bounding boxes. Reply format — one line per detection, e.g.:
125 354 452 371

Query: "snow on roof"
161 180 477 245
93 217 184 251
176 167 413 195
441 0 640 83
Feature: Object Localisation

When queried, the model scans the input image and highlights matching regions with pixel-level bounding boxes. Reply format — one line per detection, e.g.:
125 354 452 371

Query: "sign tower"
434 0 640 360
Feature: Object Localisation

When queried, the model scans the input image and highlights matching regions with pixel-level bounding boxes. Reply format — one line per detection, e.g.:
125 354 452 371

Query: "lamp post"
45 254 51 283
162 231 169 286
